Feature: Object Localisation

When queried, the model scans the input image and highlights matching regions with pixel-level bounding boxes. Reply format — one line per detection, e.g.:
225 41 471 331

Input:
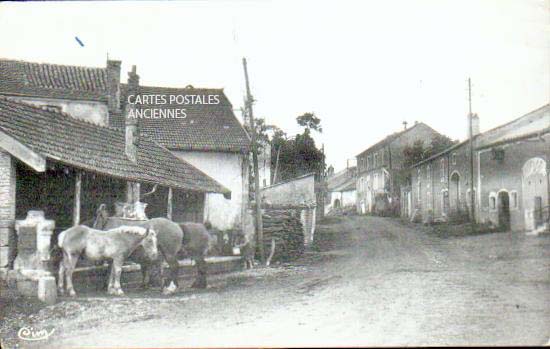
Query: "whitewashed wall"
174 151 248 231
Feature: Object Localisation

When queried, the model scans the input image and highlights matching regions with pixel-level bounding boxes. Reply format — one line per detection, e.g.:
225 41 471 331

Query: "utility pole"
243 57 265 264
468 78 476 227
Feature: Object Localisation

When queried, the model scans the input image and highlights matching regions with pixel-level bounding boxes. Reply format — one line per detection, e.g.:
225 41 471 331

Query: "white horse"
57 225 158 297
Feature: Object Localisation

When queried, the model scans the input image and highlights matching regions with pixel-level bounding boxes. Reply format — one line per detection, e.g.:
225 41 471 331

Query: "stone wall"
0 150 16 277
261 173 315 206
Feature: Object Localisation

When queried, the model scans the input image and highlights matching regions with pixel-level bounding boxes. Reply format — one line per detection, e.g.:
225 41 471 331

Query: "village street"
2 216 549 348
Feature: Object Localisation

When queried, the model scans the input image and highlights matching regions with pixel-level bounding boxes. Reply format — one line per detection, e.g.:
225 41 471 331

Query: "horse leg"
58 253 66 295
161 253 180 295
162 255 179 295
111 257 124 296
266 238 276 266
141 263 151 289
102 260 112 291
191 257 207 289
65 253 79 297
107 260 116 295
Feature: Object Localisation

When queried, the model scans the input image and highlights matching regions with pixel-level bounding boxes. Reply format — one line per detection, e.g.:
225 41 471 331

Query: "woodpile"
259 207 305 262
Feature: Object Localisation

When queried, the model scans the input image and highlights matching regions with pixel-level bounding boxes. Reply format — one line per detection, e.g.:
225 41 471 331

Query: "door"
498 191 511 231
534 196 543 227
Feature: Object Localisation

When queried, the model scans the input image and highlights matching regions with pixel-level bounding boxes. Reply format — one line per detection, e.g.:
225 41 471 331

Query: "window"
426 164 431 180
381 151 385 166
417 182 422 203
373 173 379 189
374 153 379 168
510 191 518 209
451 153 457 165
367 156 371 170
440 159 445 182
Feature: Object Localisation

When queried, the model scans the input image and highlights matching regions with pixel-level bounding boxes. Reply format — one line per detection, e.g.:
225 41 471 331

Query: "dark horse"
93 205 213 294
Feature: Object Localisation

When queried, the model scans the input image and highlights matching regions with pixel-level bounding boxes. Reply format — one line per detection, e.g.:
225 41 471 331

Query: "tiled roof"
0 59 108 101
412 104 550 167
327 167 356 192
0 97 229 194
356 122 436 157
111 84 250 152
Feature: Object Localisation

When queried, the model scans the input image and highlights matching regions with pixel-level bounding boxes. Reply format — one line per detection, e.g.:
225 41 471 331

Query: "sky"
0 0 548 171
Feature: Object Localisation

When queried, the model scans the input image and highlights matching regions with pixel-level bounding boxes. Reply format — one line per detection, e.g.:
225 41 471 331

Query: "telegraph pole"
243 57 265 264
468 78 476 226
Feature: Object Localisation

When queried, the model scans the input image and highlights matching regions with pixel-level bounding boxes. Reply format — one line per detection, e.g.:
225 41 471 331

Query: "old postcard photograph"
0 0 548 347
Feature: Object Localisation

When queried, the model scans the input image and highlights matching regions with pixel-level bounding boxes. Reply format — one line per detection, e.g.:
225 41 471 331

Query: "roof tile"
0 97 229 194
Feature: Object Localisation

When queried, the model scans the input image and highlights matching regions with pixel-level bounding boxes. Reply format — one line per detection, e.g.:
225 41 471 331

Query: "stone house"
111 84 251 231
0 95 228 278
408 104 549 232
325 166 357 214
0 58 252 232
355 122 443 215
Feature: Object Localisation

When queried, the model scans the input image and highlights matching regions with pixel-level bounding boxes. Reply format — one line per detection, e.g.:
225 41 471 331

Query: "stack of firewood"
260 208 305 262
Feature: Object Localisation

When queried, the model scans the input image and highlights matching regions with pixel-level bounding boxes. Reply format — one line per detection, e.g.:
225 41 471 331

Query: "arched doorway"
497 191 511 231
334 198 341 209
450 172 461 211
522 157 548 231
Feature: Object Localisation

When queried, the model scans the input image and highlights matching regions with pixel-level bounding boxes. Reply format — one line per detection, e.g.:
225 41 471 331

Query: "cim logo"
17 326 55 341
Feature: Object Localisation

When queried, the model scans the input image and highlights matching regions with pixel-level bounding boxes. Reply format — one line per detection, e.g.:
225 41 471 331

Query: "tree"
296 112 322 134
403 134 457 168
269 113 325 183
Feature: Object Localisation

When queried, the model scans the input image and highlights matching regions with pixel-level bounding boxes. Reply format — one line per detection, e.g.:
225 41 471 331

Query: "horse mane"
108 226 150 236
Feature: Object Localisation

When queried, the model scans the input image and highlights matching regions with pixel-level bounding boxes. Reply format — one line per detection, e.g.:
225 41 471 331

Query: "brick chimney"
469 113 480 138
125 65 139 163
106 59 121 114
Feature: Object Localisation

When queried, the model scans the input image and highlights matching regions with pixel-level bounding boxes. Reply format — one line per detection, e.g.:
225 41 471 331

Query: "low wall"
58 256 242 294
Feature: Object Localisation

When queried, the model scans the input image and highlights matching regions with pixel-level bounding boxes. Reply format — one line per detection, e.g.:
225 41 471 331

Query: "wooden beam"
0 131 46 172
73 171 82 226
167 187 173 220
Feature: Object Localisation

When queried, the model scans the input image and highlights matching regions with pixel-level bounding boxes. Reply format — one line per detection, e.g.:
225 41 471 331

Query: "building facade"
325 166 357 214
356 122 443 215
113 84 251 231
0 58 250 232
408 105 550 232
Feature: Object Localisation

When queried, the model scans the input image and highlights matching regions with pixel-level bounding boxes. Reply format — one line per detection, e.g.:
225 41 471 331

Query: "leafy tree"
296 112 322 134
270 113 325 183
398 134 458 187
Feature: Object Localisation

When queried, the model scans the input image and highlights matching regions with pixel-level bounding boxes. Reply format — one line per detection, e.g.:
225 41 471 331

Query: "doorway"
497 191 511 231
450 172 461 211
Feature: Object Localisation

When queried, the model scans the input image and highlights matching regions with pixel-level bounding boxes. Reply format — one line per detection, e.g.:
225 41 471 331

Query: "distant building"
355 122 443 215
325 166 357 214
407 104 549 233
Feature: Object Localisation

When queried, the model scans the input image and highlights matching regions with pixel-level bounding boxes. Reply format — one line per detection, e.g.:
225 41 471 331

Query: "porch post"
167 187 173 220
127 181 133 203
73 171 82 226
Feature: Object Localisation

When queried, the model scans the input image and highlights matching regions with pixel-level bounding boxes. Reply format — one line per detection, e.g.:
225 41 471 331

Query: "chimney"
125 65 139 163
469 113 480 138
106 59 122 114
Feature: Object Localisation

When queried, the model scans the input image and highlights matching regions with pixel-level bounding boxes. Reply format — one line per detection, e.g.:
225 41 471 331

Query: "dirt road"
2 216 549 347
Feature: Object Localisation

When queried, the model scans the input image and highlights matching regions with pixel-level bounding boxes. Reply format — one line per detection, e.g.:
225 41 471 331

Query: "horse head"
141 228 159 261
93 203 109 230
